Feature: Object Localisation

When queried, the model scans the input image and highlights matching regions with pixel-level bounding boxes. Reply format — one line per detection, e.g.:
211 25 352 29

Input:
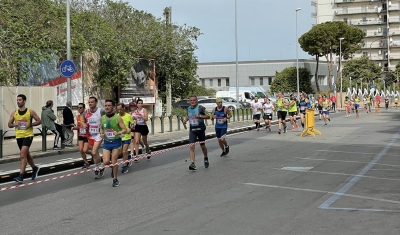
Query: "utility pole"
164 7 172 116
66 0 71 103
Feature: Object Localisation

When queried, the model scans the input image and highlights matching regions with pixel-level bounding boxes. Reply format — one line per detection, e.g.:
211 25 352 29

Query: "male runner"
71 103 91 168
321 95 331 126
276 92 289 134
117 103 134 173
211 98 232 157
354 95 360 118
85 96 106 179
250 95 262 131
394 96 398 109
384 96 390 110
344 96 351 118
182 95 210 170
298 93 308 131
8 94 41 182
100 100 127 187
288 94 299 130
262 97 274 131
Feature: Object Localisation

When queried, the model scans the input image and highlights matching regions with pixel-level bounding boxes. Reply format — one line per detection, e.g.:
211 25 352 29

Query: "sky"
127 0 315 62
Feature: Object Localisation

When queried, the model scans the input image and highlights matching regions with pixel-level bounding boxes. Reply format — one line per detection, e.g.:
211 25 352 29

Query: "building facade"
196 59 336 93
313 0 399 71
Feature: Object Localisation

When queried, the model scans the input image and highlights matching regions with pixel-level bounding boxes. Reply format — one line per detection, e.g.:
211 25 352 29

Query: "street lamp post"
66 0 71 103
235 0 239 109
349 77 352 91
339 37 344 108
295 8 301 100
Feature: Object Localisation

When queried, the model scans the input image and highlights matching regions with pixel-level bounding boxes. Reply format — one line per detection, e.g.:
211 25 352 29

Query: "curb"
0 115 311 183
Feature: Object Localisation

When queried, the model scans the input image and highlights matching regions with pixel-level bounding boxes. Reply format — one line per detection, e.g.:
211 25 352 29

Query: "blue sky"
127 0 315 62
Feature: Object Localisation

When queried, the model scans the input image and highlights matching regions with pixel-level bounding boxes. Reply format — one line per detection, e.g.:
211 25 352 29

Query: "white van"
216 90 256 103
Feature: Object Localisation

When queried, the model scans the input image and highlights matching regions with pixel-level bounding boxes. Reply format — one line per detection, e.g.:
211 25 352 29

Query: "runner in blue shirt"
211 98 232 157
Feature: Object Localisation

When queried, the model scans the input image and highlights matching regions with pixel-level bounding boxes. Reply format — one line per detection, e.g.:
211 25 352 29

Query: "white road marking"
281 167 313 172
315 149 400 157
295 157 400 168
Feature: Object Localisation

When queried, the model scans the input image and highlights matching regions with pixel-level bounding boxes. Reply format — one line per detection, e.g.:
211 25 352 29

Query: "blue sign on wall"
60 60 76 77
370 84 375 89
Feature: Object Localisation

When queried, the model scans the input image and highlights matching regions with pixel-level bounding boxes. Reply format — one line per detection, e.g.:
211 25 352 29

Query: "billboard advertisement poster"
120 58 156 105
40 72 83 106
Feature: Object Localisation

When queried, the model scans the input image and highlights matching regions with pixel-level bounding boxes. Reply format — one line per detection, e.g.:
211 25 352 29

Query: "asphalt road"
1 109 400 235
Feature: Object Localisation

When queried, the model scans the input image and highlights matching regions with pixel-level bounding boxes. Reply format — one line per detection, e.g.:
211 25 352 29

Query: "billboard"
120 58 156 104
41 72 83 106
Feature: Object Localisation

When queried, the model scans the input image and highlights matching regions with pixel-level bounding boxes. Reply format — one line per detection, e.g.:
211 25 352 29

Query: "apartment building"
313 0 400 72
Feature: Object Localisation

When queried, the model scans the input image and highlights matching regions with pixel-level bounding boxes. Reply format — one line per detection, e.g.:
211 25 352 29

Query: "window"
361 5 367 13
209 79 213 87
362 17 367 22
363 52 368 56
201 79 205 87
318 75 326 85
250 77 255 86
218 79 221 87
268 77 273 85
343 7 348 14
244 92 252 99
343 18 348 24
362 28 367 35
226 78 230 86
259 77 263 85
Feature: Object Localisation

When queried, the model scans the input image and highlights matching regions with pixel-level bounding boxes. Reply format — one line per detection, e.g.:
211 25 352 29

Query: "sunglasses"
78 107 84 109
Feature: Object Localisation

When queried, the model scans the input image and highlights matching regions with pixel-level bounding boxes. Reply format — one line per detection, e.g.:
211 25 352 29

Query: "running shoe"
99 168 105 178
291 126 295 131
94 170 100 179
127 154 133 167
121 166 128 174
112 179 120 187
278 129 281 134
220 151 226 157
225 146 230 155
204 158 209 169
283 126 287 133
324 123 327 126
189 163 197 171
295 123 299 129
14 174 23 183
82 163 90 169
134 155 139 162
268 127 271 132
31 166 40 180
147 150 152 159
328 118 331 122
52 146 62 150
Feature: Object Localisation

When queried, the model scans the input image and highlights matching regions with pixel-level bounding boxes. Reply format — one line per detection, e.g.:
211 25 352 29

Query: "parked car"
173 99 190 109
198 98 243 112
219 97 250 108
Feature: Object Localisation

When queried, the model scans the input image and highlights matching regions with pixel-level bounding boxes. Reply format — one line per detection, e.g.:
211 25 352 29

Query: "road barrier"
300 108 321 138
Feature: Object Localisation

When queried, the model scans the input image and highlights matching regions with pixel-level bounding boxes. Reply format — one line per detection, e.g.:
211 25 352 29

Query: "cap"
216 98 222 103
129 102 137 107
255 94 260 98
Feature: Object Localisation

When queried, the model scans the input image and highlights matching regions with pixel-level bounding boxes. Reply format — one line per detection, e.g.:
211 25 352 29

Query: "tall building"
313 0 399 72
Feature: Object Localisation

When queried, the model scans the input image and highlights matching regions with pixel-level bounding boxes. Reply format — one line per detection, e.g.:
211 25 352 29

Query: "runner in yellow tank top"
7 94 42 182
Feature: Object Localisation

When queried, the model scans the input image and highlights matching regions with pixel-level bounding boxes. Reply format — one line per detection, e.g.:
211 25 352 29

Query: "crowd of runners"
7 92 399 186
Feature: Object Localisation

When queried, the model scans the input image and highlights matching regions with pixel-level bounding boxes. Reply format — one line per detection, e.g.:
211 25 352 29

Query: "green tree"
339 56 381 92
299 21 364 91
270 67 313 94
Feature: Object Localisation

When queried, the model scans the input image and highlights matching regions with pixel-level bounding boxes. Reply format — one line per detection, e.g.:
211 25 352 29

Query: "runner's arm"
30 110 42 126
7 111 16 128
117 116 127 135
143 109 149 121
199 105 210 119
225 107 232 119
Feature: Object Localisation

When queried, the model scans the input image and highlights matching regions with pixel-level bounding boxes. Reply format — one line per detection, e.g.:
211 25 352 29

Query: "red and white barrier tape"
0 130 249 192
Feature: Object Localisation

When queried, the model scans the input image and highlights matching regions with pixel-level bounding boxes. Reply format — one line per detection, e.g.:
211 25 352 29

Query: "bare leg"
112 149 121 179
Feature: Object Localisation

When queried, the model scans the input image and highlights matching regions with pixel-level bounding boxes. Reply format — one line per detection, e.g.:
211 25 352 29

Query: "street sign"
370 84 375 89
60 60 76 77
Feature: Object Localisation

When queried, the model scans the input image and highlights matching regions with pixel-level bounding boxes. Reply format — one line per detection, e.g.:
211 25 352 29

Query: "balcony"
311 1 316 7
350 20 385 26
389 18 400 23
335 0 379 3
311 12 317 18
335 8 382 15
390 41 400 48
365 32 384 37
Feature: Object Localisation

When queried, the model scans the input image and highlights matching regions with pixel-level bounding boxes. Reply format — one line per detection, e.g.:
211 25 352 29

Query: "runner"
363 95 368 113
71 103 91 169
354 95 360 118
100 100 127 187
131 99 151 160
344 96 351 118
321 95 331 126
128 102 144 163
85 96 106 179
276 92 289 134
317 95 323 120
211 98 231 157
288 94 299 130
384 96 390 111
366 95 372 113
262 97 274 131
298 93 308 131
182 95 210 170
394 96 398 109
117 103 134 173
376 94 381 108
8 94 41 182
250 95 262 131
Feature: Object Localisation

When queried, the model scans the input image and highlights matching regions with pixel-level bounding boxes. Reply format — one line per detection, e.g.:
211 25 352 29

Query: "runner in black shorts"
72 103 92 168
262 98 274 131
298 93 308 131
276 92 289 134
251 95 263 131
182 95 210 171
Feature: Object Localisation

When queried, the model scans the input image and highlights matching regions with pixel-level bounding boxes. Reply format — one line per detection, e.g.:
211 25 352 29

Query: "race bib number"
216 118 224 124
136 117 144 125
18 120 27 130
79 128 86 135
189 118 199 126
105 129 115 140
89 126 99 135
300 106 305 111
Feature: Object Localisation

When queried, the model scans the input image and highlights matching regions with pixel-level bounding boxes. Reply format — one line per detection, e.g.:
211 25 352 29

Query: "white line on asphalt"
295 157 400 168
321 207 400 213
276 168 400 182
245 183 400 205
314 150 377 155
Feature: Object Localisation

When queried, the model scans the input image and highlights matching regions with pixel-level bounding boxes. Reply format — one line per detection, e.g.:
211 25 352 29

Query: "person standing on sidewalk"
212 98 231 157
117 103 134 173
182 95 210 170
250 95 262 131
329 95 336 112
62 101 75 147
41 100 62 150
71 103 91 169
85 96 105 179
131 99 151 160
8 94 41 182
100 100 127 187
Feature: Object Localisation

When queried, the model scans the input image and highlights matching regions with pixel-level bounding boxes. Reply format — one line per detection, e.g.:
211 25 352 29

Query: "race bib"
189 118 199 126
300 106 305 111
89 126 99 135
105 129 115 140
18 120 27 130
79 128 86 135
136 117 144 125
216 118 224 124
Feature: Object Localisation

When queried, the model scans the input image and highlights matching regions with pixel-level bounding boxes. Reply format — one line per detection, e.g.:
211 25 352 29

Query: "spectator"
63 101 75 147
330 95 336 111
41 100 62 150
